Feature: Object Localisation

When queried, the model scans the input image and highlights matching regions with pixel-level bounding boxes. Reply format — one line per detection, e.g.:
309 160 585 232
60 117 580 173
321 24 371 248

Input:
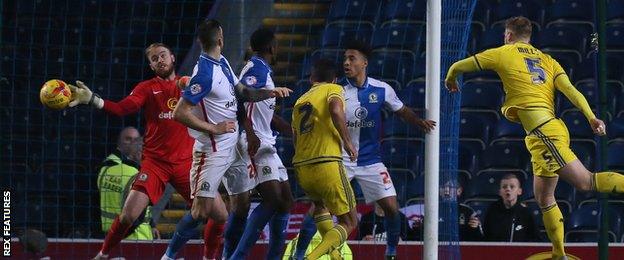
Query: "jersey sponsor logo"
225 98 237 108
229 84 236 96
152 91 163 94
269 103 276 110
167 98 178 110
159 111 174 119
245 75 257 86
190 84 201 95
262 166 272 176
138 173 148 182
346 120 375 128
355 107 368 119
368 93 378 103
200 181 210 192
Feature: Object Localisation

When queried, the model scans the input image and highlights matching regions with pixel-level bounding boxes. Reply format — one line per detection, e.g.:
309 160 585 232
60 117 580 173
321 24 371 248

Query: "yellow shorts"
525 118 578 178
295 161 356 216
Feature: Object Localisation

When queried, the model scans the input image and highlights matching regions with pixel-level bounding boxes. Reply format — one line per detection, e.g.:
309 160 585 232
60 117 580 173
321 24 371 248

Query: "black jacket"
483 199 541 242
458 204 484 241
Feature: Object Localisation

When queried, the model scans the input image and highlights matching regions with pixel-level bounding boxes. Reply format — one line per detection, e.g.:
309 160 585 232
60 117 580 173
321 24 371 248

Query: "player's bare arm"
328 96 357 161
237 100 261 156
394 106 436 133
173 98 236 135
235 82 292 102
445 57 481 93
271 113 293 137
554 73 606 136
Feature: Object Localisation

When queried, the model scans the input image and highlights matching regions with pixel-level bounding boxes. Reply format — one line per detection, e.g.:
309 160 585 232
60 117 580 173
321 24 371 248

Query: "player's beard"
155 63 175 79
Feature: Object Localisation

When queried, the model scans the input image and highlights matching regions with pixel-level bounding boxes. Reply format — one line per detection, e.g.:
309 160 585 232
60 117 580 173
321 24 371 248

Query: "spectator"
409 178 484 241
357 203 414 241
97 126 159 240
484 173 540 242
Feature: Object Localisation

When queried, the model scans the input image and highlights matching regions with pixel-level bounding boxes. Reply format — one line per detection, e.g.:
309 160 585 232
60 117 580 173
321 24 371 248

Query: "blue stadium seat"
459 113 492 150
537 26 585 62
544 0 594 36
321 22 374 48
368 51 415 84
476 27 504 52
380 0 426 25
490 119 525 145
479 142 530 177
464 173 501 199
608 142 624 171
381 138 424 171
460 82 504 111
328 0 381 23
570 141 596 171
558 81 598 112
607 0 624 22
389 169 419 201
490 0 544 28
458 145 480 176
523 200 545 229
546 51 577 76
562 110 595 139
399 81 426 108
565 204 621 242
275 138 294 167
608 116 624 141
371 24 424 52
302 49 344 77
472 0 494 31
607 23 624 51
383 114 425 139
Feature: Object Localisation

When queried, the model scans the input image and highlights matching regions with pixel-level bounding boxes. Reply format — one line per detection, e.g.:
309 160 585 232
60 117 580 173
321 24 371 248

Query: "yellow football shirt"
292 83 344 166
474 42 566 126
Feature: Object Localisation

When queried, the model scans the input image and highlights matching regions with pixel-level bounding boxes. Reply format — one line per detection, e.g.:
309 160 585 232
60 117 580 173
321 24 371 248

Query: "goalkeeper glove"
69 80 104 109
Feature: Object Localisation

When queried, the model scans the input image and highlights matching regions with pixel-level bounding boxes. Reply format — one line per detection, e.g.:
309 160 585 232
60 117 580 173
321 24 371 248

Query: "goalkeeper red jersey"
102 76 193 163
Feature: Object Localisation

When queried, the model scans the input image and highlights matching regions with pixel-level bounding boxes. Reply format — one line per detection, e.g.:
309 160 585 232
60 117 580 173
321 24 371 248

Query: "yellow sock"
314 213 334 237
542 204 565 258
306 225 347 260
594 172 624 193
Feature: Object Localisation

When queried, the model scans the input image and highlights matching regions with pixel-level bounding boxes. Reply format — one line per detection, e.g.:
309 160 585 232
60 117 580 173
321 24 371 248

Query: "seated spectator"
357 203 414 241
483 173 540 242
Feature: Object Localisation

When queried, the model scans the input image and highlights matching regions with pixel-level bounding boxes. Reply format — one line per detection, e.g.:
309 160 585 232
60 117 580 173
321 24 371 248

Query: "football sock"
594 172 624 193
294 214 317 260
222 212 247 259
101 216 132 254
306 225 347 260
314 213 334 237
203 219 225 260
165 212 200 258
542 204 565 258
384 213 401 256
231 202 274 259
267 212 290 260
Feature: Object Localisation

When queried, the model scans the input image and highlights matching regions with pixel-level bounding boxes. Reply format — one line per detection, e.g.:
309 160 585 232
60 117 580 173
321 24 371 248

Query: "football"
40 79 72 110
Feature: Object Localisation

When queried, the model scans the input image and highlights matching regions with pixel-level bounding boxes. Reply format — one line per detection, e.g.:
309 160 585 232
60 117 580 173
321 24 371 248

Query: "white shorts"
346 162 396 204
190 145 247 199
240 134 289 186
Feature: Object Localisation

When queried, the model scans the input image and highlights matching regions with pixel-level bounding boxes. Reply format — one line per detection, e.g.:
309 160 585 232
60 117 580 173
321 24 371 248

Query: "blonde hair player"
446 16 623 259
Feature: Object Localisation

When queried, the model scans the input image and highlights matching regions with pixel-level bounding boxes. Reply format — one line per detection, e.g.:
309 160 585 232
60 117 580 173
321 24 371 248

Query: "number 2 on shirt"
298 103 314 134
524 58 546 84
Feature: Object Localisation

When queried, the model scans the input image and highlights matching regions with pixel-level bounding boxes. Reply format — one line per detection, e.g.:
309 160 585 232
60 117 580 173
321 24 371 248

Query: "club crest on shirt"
190 84 201 95
262 166 272 176
245 76 257 86
369 93 378 103
138 173 148 182
167 98 178 110
200 181 210 192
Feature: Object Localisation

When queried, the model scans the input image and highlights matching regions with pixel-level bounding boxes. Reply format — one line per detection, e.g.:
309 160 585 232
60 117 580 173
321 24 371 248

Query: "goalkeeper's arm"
68 81 141 117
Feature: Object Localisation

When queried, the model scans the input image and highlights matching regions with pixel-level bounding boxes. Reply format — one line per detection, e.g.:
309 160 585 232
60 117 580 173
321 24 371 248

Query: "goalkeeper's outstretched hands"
69 81 104 109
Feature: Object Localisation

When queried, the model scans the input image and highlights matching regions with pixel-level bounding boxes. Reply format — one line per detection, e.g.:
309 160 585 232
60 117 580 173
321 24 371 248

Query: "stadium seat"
570 141 596 171
368 51 416 84
545 51 577 76
607 142 624 171
544 0 594 36
607 23 624 51
458 145 480 176
458 112 492 150
381 138 423 171
389 169 419 202
275 138 294 167
537 26 585 62
371 24 424 52
464 173 501 199
472 0 494 31
562 110 595 139
490 119 525 145
321 22 374 48
460 82 504 111
478 142 530 178
302 49 344 77
523 200 545 229
607 0 624 22
398 81 425 108
558 81 598 113
608 116 624 142
490 0 544 29
383 114 425 139
380 0 426 25
565 204 621 242
328 0 381 23
475 27 504 52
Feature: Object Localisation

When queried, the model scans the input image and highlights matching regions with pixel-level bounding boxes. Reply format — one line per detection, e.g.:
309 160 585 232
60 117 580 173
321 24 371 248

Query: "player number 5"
524 58 546 84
